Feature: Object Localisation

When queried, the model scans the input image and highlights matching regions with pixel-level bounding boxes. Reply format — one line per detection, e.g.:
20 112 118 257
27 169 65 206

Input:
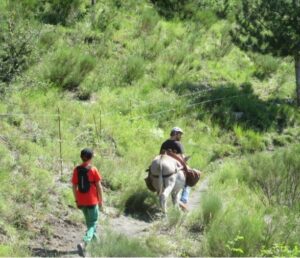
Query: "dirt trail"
31 178 209 257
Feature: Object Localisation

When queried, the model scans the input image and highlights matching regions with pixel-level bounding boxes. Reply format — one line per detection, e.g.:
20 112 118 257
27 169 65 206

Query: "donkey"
150 154 185 213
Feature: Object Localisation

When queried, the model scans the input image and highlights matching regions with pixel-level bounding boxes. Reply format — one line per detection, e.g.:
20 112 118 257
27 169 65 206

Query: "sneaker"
77 243 85 257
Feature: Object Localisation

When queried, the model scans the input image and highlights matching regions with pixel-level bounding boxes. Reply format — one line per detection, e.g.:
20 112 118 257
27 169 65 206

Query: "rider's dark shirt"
160 139 184 154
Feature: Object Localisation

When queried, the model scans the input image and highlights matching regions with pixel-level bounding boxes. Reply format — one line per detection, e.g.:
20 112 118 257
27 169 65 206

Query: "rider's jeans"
180 186 190 204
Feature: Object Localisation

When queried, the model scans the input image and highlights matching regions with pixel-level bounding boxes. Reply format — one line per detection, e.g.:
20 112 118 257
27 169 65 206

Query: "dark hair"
170 131 176 136
80 148 93 160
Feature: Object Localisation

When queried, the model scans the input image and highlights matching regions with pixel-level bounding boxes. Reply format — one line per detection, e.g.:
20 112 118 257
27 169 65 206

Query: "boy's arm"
72 184 79 208
96 181 104 207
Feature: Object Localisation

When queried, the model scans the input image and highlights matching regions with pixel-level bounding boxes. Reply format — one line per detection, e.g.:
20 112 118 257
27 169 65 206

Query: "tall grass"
43 45 96 90
89 228 156 257
196 146 300 256
242 145 300 208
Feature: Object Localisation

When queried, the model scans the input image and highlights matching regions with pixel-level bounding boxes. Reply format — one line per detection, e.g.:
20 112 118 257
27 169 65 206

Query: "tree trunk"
295 55 300 106
91 0 96 5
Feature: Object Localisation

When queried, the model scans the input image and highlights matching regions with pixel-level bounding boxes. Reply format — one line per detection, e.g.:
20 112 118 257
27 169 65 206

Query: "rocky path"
31 178 209 257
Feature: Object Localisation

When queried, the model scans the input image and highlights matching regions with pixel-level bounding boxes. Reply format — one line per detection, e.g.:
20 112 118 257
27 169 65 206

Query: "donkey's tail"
158 155 165 195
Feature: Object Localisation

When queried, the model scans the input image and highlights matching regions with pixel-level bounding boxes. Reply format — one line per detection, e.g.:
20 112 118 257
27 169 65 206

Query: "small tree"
0 12 37 88
231 0 300 106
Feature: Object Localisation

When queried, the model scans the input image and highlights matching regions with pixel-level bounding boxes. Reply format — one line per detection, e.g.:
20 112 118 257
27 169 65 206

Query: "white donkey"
150 154 185 213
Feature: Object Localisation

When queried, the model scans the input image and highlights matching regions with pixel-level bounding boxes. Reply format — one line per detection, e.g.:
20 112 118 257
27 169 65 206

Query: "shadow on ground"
174 82 298 132
31 248 78 257
124 190 160 222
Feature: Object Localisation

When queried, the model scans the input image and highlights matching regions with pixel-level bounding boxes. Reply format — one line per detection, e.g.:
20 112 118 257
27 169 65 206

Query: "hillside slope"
0 0 299 256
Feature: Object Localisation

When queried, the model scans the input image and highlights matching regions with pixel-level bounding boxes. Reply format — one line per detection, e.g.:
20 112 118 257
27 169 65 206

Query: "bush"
167 207 185 228
91 1 117 31
89 228 156 257
38 0 85 26
44 46 96 90
244 145 300 208
251 54 280 80
234 126 266 153
137 8 159 35
194 10 218 28
0 14 37 86
198 0 241 19
150 0 190 19
191 84 298 132
261 243 300 257
121 55 145 85
201 193 223 226
203 200 266 256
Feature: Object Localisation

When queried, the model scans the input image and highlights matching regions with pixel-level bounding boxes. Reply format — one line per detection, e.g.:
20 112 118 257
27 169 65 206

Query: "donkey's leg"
171 190 180 209
160 182 175 213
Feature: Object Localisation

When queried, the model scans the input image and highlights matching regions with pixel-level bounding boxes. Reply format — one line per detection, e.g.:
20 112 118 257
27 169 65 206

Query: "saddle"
165 151 201 187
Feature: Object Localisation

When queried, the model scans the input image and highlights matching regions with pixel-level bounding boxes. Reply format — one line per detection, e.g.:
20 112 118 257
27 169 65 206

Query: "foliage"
234 125 265 153
203 199 266 256
251 53 280 80
225 234 245 256
166 207 185 228
260 242 300 257
37 0 86 26
232 0 300 57
0 12 37 86
231 0 300 104
243 145 300 207
197 0 241 19
43 45 96 90
89 228 156 257
185 83 298 131
150 0 191 19
121 55 145 85
195 153 300 256
90 0 117 31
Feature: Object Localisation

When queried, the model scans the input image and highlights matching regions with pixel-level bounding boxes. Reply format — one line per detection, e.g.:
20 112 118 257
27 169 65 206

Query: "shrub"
186 192 222 235
38 0 85 26
44 46 96 90
244 146 300 207
121 55 145 85
167 207 184 228
194 10 218 28
251 54 280 80
261 243 300 257
201 193 223 226
204 201 266 256
192 84 298 132
89 228 156 257
91 1 117 31
137 8 159 35
234 126 266 153
0 244 28 257
150 0 190 19
0 14 37 86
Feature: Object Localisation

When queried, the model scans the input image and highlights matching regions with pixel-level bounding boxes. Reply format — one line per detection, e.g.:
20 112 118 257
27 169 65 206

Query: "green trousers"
80 205 99 243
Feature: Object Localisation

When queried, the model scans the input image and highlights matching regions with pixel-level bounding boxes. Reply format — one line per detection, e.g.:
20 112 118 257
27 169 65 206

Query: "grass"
187 145 300 256
89 227 156 257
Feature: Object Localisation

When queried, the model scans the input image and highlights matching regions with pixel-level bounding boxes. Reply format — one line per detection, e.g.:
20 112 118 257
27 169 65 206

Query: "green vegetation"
89 228 156 257
0 0 299 256
232 0 300 105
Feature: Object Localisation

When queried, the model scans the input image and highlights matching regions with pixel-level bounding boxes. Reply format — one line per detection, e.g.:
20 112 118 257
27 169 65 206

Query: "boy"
71 148 104 257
